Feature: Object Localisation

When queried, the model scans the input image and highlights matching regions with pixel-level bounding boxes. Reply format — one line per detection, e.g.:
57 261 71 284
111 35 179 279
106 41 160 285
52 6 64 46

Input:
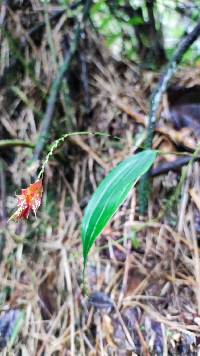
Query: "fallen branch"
139 21 200 213
151 156 193 177
29 0 92 163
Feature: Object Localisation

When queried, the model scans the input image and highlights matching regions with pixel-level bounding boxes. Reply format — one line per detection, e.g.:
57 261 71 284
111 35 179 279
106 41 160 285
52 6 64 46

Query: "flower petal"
8 180 43 222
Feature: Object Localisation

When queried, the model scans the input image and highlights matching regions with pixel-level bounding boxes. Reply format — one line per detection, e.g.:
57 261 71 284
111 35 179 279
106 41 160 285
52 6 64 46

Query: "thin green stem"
37 130 196 181
0 139 34 149
37 131 118 180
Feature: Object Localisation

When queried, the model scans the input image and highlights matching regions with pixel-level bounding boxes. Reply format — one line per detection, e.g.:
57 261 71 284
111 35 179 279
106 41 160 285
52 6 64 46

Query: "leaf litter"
1 1 200 354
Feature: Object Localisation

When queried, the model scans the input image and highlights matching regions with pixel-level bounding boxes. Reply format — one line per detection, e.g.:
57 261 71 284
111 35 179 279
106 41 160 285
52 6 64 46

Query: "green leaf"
81 149 157 268
106 32 121 46
128 16 144 26
99 16 113 30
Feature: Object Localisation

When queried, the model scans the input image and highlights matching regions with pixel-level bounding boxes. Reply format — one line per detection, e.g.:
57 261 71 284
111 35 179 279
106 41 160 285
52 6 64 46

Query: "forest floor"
1 2 200 355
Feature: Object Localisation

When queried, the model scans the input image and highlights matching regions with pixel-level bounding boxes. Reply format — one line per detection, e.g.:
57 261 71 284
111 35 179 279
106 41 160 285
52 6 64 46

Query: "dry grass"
1 1 200 355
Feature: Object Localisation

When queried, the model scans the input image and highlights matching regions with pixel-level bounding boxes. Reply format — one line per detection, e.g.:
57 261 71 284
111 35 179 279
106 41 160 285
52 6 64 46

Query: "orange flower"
9 180 43 222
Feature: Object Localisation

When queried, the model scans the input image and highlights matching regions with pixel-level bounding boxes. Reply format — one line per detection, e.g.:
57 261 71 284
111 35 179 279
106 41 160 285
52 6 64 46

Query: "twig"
160 144 200 219
32 0 92 163
139 21 200 213
0 159 6 225
69 135 108 170
151 156 193 176
79 42 91 114
0 159 6 263
134 319 150 356
113 302 136 351
27 1 82 40
0 0 8 26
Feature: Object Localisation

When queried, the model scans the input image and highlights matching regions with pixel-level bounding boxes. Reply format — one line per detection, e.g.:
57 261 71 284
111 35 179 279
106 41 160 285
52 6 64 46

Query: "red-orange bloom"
9 180 43 222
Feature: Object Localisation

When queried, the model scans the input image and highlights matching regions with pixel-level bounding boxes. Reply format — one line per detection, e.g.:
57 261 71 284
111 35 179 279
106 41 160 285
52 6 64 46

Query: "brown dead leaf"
157 126 196 150
125 269 145 297
102 314 117 349
114 98 197 150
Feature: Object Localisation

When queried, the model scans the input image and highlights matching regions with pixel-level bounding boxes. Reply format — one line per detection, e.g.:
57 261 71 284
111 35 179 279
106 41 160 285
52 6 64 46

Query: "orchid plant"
9 132 157 275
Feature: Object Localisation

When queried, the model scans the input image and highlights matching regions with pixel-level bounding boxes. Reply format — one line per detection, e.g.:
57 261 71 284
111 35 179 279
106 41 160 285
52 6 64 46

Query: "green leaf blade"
82 149 157 267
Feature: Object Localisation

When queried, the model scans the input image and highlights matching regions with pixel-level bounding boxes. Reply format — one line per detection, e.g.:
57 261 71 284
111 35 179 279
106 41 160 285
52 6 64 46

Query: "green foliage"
90 0 200 64
39 0 200 65
127 16 144 26
81 149 157 269
131 230 141 250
